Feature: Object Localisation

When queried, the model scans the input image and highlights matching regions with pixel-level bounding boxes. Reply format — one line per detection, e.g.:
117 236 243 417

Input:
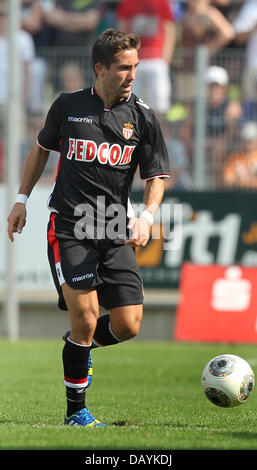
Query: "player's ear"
95 62 105 77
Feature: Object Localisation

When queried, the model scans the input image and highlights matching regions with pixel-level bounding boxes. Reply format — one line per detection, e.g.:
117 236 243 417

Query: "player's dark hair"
92 29 141 73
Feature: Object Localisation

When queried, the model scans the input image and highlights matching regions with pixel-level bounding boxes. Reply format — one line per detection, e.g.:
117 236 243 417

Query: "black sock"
62 314 121 349
62 337 91 417
92 313 121 348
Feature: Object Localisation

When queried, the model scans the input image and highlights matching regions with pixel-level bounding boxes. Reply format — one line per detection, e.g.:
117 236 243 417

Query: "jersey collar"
91 85 131 110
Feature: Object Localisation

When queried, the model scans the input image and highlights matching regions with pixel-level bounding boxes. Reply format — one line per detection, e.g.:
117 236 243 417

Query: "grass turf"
0 339 257 451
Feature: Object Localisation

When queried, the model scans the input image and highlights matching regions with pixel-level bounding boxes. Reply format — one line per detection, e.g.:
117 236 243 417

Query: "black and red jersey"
37 86 170 239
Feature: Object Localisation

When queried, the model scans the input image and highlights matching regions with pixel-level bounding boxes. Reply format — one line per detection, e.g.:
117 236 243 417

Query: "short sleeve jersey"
38 87 170 238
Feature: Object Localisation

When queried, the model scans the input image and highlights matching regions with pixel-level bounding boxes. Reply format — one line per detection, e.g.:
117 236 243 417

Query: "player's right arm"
7 143 50 242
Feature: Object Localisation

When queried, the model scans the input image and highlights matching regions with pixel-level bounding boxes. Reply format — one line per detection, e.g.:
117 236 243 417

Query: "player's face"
101 49 139 103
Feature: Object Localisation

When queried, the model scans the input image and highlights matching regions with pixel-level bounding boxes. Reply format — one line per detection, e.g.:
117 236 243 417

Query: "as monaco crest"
123 122 133 140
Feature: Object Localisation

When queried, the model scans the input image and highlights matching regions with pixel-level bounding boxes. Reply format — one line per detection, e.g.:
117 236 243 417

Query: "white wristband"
140 210 154 226
15 194 28 205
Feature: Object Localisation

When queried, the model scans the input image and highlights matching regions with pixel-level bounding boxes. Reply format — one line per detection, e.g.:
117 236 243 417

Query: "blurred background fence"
1 45 255 191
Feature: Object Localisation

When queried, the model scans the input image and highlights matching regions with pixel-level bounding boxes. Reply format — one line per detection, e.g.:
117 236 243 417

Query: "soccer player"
7 29 170 427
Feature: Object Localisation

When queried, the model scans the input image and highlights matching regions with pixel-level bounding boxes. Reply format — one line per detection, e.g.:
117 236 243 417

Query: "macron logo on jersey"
66 138 136 166
68 116 93 124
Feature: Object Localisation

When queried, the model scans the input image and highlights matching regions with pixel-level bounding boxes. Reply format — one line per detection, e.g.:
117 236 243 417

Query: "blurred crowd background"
1 0 257 192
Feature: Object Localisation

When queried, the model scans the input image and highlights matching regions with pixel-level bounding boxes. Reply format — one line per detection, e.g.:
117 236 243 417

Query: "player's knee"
127 322 141 339
110 305 143 341
72 308 98 336
82 311 98 330
118 317 142 340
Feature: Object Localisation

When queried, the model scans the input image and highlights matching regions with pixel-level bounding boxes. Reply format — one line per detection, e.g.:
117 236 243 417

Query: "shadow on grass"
217 431 257 440
112 418 138 427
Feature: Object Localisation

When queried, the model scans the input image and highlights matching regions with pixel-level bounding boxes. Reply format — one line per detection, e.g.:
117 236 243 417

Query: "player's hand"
125 216 151 247
7 203 27 242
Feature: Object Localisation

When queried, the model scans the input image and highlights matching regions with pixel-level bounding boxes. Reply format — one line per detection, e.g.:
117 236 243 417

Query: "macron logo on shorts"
72 273 94 282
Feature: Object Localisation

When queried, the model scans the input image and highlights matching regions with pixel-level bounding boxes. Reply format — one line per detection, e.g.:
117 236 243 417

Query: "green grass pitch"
0 339 257 451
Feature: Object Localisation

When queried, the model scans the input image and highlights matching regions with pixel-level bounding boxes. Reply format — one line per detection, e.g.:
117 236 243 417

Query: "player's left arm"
126 177 165 247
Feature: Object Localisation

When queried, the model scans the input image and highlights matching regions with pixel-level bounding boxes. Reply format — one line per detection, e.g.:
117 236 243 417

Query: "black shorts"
47 213 144 311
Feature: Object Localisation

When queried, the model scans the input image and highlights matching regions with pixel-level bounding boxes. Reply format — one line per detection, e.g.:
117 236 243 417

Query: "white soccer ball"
201 354 255 407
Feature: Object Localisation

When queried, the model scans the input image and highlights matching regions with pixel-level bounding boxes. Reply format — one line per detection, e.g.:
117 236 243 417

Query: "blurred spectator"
117 0 175 116
209 1 245 102
205 65 242 186
21 0 43 36
0 1 35 110
21 0 47 113
211 0 232 8
181 0 235 54
175 0 234 101
97 0 119 31
183 65 242 187
223 121 257 190
44 0 100 48
170 1 185 22
210 0 244 57
165 138 193 190
21 112 59 184
233 0 257 99
21 0 53 49
58 62 84 94
205 66 242 138
161 104 193 190
51 62 85 105
242 78 257 124
211 0 244 22
43 0 101 92
163 133 193 190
